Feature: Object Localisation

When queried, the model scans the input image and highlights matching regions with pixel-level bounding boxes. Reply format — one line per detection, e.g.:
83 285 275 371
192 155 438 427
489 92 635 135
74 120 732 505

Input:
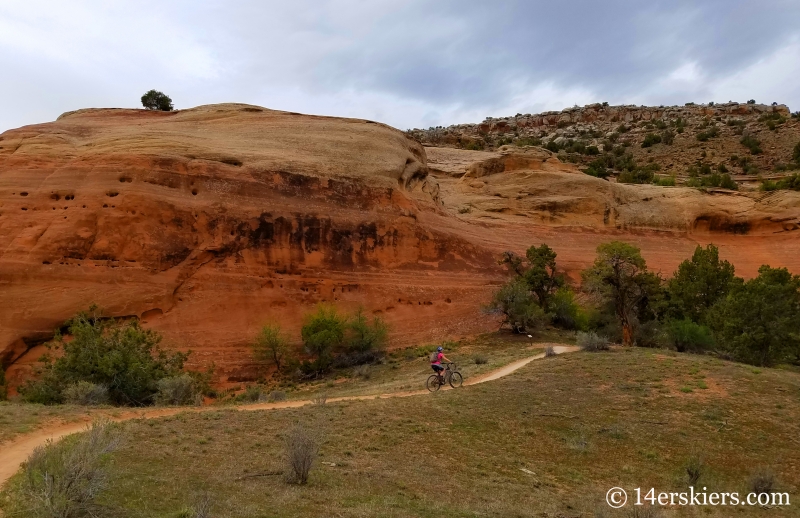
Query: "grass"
5 346 799 517
0 331 568 444
0 401 104 444
269 331 564 401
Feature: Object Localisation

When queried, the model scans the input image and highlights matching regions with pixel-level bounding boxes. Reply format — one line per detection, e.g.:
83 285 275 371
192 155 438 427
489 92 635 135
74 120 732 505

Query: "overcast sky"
1 0 799 133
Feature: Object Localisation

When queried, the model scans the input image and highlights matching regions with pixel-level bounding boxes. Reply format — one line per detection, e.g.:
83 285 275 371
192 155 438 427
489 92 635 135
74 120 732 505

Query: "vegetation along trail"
0 345 578 488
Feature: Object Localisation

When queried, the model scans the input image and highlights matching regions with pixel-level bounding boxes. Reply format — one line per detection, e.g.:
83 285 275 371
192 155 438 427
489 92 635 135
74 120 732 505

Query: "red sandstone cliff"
2 104 799 387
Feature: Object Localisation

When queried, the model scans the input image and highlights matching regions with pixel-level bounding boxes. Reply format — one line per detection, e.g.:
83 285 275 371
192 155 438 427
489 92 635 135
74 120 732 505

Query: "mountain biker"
430 346 453 382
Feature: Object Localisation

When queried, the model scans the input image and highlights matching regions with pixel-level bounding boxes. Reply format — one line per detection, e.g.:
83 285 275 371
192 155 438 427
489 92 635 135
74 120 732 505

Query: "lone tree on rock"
141 90 174 111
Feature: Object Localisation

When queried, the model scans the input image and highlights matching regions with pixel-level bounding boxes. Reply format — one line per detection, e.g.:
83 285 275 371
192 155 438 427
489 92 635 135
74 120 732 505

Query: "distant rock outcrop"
410 102 799 187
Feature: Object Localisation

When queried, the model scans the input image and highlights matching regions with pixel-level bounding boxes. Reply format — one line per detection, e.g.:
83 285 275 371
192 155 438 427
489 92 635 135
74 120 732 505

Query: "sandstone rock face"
2 105 799 389
0 105 498 386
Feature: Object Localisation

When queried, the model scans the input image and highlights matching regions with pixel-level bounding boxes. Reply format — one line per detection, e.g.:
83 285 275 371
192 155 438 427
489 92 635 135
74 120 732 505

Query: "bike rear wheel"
449 371 463 388
426 374 441 392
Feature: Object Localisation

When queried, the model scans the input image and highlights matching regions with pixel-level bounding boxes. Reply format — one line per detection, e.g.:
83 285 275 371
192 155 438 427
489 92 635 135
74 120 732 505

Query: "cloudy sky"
1 0 799 133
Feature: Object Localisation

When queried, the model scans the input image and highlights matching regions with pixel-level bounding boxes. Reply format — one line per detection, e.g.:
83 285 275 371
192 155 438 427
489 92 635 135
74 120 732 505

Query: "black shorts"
431 364 444 373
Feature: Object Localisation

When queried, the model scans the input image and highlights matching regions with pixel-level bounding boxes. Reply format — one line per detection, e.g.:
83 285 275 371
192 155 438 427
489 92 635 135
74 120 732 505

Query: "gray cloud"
1 0 798 133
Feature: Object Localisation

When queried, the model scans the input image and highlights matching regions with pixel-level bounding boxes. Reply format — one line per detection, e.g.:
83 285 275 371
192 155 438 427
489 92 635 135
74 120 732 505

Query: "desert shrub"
141 89 174 111
641 133 662 148
584 158 610 179
154 374 201 406
300 305 347 375
619 163 660 184
347 307 389 354
284 424 320 484
708 266 800 366
19 307 187 406
577 331 609 351
652 175 675 186
312 393 328 406
473 355 488 365
633 320 665 348
514 136 542 147
749 468 776 496
253 323 290 372
268 390 287 402
549 288 586 330
747 99 756 104
353 364 372 379
544 346 556 357
717 163 728 173
487 278 548 333
761 173 800 191
63 381 109 406
237 385 265 403
12 421 121 518
685 454 704 486
696 126 719 141
661 129 675 145
667 319 714 353
740 135 763 154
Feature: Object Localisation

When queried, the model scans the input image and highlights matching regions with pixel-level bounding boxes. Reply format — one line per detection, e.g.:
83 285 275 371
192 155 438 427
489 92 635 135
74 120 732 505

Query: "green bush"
667 319 714 353
155 374 202 406
19 307 188 406
253 323 290 372
740 135 763 154
641 133 662 148
584 158 610 179
300 305 347 375
347 307 388 353
619 164 659 184
661 130 675 145
141 89 174 111
549 288 587 330
667 245 736 323
577 331 610 351
696 126 719 141
63 381 109 406
652 175 676 186
793 142 800 163
709 266 800 366
487 278 547 334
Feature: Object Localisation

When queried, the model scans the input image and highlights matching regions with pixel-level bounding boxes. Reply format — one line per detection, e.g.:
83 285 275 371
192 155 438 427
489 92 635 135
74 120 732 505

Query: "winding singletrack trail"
0 345 578 488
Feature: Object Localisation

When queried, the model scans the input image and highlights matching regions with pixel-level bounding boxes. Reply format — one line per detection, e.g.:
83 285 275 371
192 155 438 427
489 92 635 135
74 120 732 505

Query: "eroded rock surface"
2 105 799 388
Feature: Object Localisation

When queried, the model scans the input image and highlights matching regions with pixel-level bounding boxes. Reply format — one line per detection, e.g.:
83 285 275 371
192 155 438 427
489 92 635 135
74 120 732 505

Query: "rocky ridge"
410 102 800 187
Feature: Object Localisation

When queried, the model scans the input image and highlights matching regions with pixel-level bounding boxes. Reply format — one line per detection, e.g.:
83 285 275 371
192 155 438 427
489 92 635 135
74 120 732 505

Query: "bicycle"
426 362 463 392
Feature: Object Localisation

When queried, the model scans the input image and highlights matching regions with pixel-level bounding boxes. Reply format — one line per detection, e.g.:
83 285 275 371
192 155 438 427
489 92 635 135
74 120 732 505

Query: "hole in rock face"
65 194 74 200
50 193 61 201
20 192 28 196
103 204 108 208
106 191 119 197
191 189 198 196
119 176 133 183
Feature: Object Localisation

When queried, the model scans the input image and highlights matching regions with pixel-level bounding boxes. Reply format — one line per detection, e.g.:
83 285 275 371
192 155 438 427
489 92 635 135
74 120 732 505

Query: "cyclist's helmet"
437 346 443 352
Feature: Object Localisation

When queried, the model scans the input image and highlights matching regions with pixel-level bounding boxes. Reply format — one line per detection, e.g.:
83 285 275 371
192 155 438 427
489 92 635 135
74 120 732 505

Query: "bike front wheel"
426 374 441 392
449 371 463 388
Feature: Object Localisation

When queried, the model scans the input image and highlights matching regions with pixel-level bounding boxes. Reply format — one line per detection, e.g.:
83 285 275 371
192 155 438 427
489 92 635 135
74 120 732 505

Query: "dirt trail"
0 345 578 488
